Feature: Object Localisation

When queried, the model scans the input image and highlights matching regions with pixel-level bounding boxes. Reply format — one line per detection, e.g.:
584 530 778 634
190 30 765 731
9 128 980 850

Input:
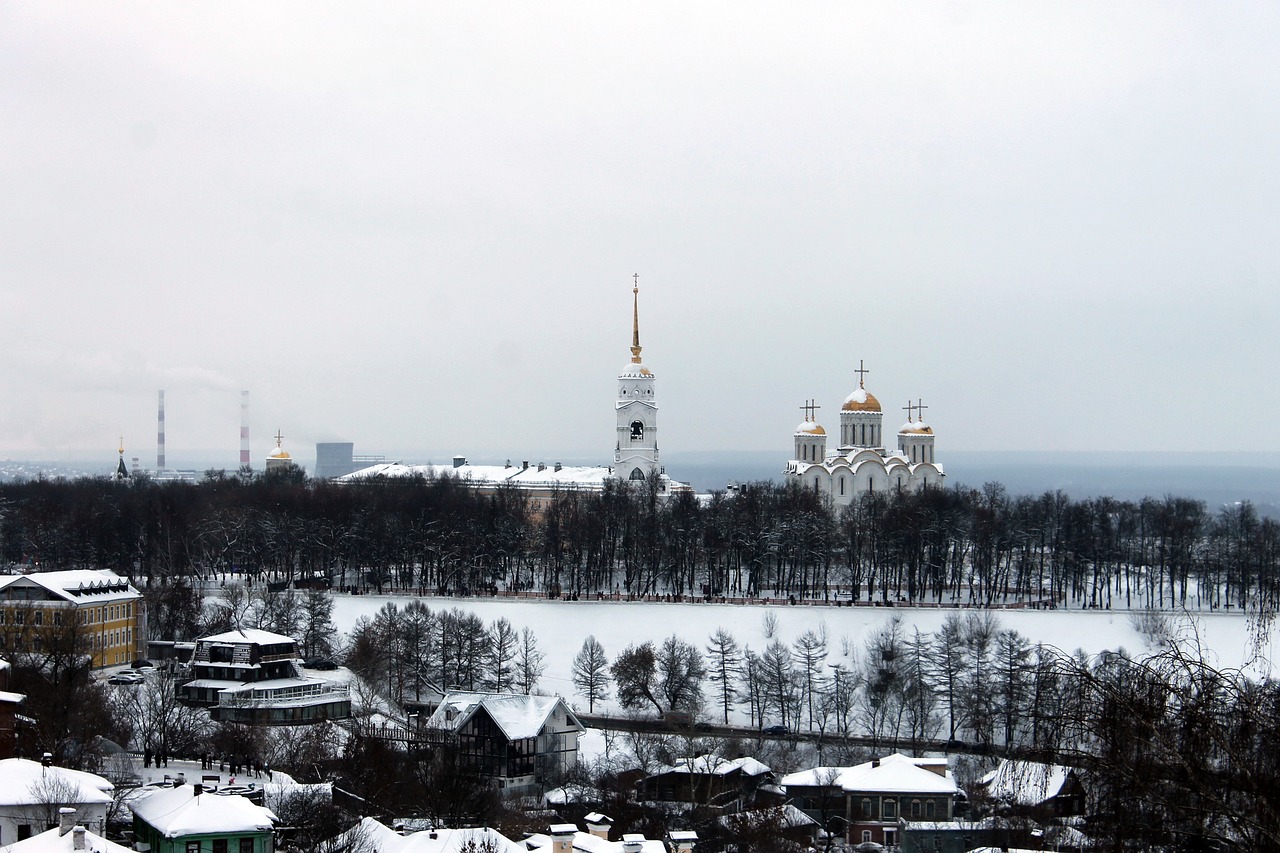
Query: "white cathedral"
784 362 944 504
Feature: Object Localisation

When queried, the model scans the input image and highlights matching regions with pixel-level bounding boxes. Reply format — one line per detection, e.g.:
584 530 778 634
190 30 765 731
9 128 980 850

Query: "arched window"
839 476 845 496
629 467 645 481
630 421 645 441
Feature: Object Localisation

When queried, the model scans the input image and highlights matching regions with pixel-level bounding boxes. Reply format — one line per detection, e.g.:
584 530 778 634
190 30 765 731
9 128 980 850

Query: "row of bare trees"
4 471 1280 612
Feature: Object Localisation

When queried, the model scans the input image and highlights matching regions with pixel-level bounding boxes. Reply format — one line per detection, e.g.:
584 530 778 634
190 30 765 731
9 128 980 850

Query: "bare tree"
706 627 742 724
572 635 610 712
514 627 545 694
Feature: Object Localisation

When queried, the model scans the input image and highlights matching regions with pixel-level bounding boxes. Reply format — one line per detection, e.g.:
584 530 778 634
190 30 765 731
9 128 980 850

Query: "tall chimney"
157 390 166 471
72 827 86 851
240 390 250 467
58 807 76 836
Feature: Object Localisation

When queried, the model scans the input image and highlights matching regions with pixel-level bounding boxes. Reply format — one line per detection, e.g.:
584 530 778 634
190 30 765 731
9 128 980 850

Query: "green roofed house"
131 784 276 853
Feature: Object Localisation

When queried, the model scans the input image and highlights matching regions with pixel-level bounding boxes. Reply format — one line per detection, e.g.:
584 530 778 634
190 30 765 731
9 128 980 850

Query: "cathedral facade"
784 363 944 504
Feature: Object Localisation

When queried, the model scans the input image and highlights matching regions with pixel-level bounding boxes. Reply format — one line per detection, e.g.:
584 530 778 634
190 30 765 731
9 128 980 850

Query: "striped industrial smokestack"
240 390 250 467
157 390 166 471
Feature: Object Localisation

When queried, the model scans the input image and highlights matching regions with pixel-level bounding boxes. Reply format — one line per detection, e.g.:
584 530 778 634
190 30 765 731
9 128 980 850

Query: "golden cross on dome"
799 399 821 422
118 436 124 455
855 359 870 389
915 399 929 422
903 401 915 421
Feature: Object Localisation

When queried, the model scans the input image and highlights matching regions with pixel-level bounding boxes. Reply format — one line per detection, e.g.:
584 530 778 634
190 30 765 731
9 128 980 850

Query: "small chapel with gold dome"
784 361 944 503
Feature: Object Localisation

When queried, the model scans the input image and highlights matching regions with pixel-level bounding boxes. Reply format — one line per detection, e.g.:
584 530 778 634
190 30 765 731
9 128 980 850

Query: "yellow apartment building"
0 570 144 668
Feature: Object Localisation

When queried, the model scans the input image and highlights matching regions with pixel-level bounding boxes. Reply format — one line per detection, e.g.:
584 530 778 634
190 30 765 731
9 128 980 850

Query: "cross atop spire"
118 435 125 456
903 401 915 421
855 359 870 389
799 399 821 422
274 429 284 448
630 274 643 363
915 398 929 422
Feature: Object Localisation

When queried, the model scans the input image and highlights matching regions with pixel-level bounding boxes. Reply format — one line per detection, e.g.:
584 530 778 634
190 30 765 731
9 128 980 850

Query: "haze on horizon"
2 3 1277 469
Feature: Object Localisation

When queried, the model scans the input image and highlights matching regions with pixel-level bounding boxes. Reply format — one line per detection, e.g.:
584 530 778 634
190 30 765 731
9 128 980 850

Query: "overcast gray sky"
2 2 1277 468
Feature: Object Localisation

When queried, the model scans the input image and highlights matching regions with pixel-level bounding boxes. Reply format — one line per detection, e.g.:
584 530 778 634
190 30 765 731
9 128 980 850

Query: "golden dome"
795 421 826 436
842 387 881 413
899 423 933 435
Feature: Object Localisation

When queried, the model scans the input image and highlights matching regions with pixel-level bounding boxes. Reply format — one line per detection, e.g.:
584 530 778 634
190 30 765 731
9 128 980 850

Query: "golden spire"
118 436 124 456
630 273 643 363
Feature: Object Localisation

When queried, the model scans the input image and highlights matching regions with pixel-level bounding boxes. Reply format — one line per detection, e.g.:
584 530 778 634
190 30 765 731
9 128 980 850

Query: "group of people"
198 751 273 781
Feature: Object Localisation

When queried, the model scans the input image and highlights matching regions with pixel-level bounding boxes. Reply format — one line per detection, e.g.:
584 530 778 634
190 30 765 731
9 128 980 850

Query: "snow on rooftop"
781 753 957 795
979 759 1073 806
652 755 771 777
525 829 664 853
426 692 580 741
199 628 298 646
131 786 276 837
0 570 138 602
6 826 134 853
0 759 113 806
341 817 526 853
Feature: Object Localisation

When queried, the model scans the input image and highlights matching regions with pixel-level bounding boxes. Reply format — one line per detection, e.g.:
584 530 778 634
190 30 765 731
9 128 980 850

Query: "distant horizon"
5 448 1280 515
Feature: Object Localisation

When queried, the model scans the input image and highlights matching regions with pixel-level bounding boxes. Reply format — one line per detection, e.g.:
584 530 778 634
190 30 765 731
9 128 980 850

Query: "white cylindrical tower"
614 278 660 482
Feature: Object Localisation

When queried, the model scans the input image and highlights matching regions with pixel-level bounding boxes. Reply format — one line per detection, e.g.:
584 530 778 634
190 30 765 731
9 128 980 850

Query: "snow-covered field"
329 593 1277 719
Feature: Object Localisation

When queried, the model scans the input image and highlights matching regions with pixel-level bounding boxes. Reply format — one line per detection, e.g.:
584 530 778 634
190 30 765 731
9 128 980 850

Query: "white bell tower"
614 276 660 482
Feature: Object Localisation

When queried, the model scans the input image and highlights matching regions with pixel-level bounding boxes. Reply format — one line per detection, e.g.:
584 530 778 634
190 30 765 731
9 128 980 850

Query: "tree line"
4 469 1280 611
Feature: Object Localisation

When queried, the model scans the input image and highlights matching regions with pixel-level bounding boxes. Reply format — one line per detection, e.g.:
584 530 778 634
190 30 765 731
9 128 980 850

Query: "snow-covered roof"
978 760 1074 806
0 570 139 603
781 753 957 795
718 805 816 830
525 829 664 853
0 689 25 704
426 692 582 741
0 759 114 806
131 786 276 837
199 628 298 646
340 463 690 494
337 817 526 853
651 755 771 777
6 825 134 853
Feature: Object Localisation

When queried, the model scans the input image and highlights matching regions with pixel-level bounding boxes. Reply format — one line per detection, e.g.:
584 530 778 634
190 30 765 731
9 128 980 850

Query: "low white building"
0 759 114 845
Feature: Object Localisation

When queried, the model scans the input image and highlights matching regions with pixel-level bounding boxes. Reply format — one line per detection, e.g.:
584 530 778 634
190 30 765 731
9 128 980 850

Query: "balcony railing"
216 681 349 708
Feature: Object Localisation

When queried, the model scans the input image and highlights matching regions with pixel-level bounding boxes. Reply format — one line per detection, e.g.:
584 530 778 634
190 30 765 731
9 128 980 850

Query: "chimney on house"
622 835 645 853
550 824 576 853
667 831 698 853
58 808 76 836
72 827 86 851
584 813 612 840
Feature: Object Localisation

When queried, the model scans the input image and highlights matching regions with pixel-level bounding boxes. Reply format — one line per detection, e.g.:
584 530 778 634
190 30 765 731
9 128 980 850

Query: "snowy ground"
329 593 1277 723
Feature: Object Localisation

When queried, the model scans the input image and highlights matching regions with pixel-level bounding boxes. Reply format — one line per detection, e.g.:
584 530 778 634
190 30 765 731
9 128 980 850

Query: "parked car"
109 671 145 685
762 724 789 736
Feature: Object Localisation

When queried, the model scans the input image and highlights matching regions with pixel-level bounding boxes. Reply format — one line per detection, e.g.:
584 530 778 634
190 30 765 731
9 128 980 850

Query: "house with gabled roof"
975 759 1086 820
131 783 276 853
423 692 583 793
782 753 958 848
639 754 776 808
0 570 143 669
0 759 114 845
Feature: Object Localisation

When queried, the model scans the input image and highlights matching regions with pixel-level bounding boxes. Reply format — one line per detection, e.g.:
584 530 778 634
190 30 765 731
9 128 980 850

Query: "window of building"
214 840 228 853
18 825 33 841
861 831 871 844
54 612 62 626
926 799 936 819
14 611 23 626
911 799 921 818
861 798 872 818
187 842 201 853
629 467 645 481
883 798 897 819
33 611 42 626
